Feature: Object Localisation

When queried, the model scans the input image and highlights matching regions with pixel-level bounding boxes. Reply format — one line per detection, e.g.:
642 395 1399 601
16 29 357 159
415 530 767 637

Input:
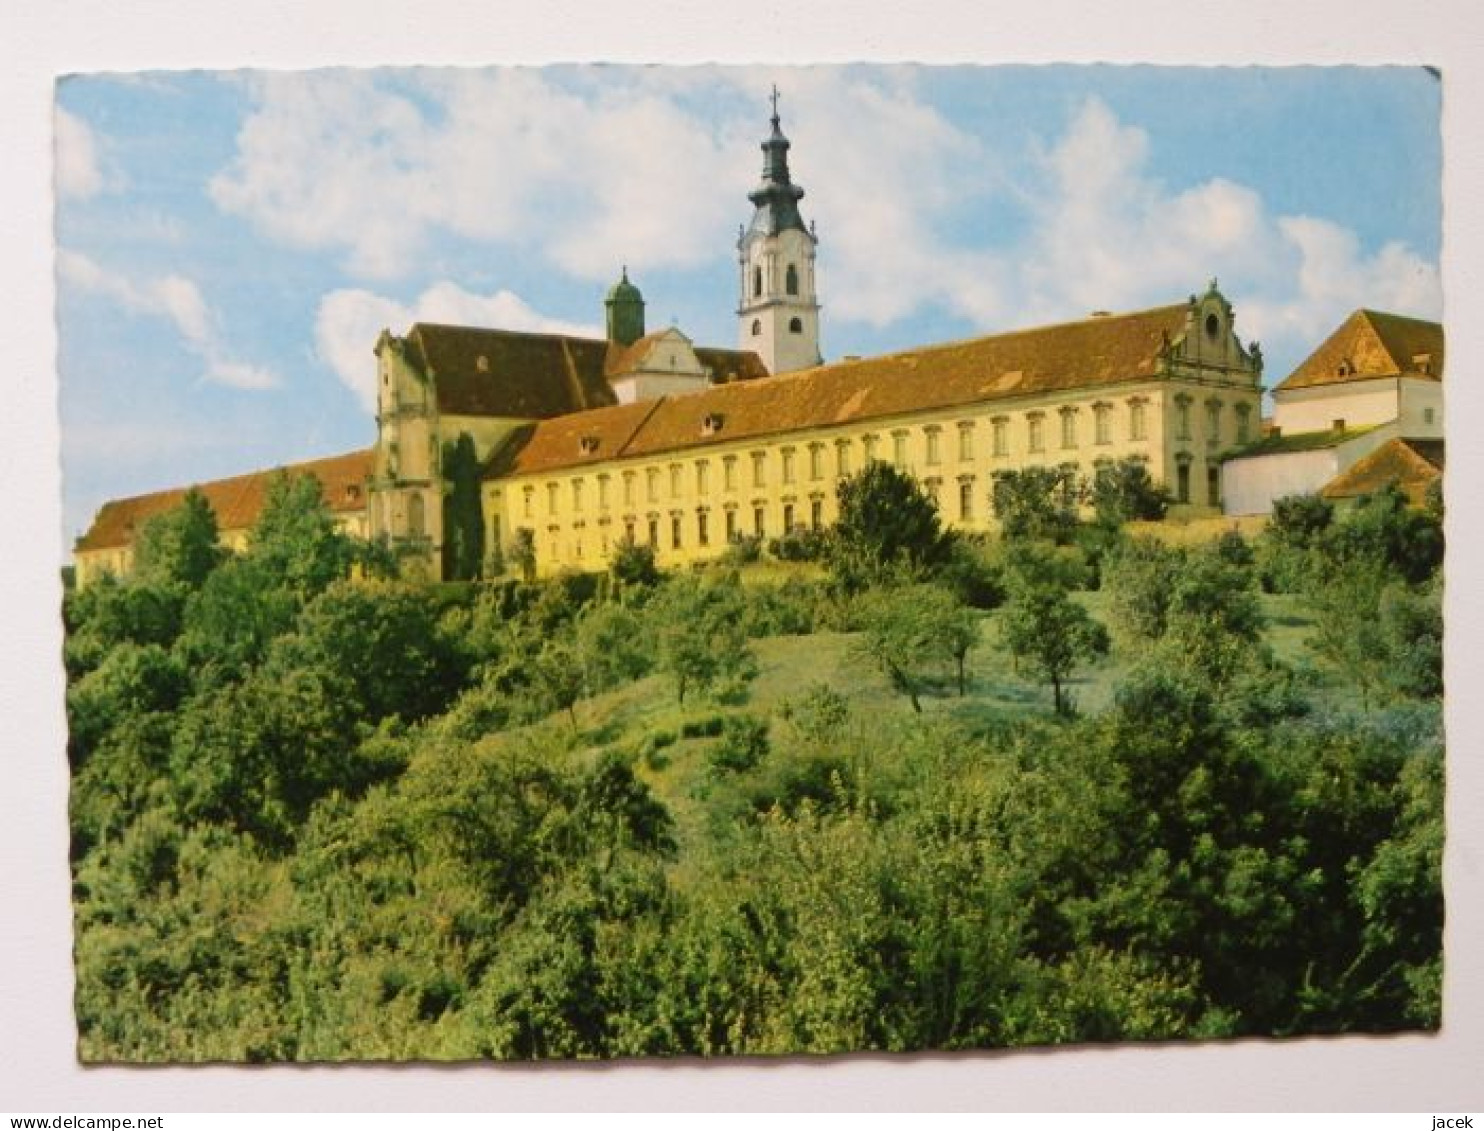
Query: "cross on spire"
769 84 780 122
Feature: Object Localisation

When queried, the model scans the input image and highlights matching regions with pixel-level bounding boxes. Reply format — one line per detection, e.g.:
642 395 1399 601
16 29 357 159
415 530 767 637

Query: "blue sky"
53 64 1442 553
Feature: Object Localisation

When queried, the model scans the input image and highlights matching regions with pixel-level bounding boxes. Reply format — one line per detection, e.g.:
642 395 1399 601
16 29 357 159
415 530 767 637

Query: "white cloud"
994 98 1440 371
55 107 105 200
210 69 754 282
57 249 281 390
212 71 1438 383
315 281 601 412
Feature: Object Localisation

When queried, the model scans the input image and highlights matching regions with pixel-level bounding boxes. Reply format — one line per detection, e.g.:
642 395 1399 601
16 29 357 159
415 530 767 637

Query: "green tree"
441 433 485 581
609 535 661 593
510 527 537 584
647 575 756 705
827 461 952 591
854 584 979 711
132 488 223 590
248 471 358 598
1088 457 1170 526
276 578 468 723
1000 584 1108 715
991 465 1081 544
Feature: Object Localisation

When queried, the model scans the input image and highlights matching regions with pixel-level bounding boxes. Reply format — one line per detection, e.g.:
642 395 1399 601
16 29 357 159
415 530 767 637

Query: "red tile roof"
1321 438 1444 504
75 449 374 553
491 302 1196 478
403 323 767 419
1275 310 1444 393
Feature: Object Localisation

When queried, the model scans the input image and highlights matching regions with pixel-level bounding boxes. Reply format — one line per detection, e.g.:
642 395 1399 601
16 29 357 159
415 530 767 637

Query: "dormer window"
1412 352 1433 375
702 412 724 436
1337 359 1354 376
579 436 600 455
476 354 490 372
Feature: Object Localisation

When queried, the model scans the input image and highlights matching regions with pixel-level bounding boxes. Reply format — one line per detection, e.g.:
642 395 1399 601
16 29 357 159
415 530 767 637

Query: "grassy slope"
555 587 1328 858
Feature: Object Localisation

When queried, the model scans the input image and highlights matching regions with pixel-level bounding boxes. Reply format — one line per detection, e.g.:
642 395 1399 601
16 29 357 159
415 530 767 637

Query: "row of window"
517 396 1254 522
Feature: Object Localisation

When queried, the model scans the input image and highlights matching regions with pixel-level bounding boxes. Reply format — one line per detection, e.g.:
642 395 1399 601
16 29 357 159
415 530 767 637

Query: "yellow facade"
489 370 1260 577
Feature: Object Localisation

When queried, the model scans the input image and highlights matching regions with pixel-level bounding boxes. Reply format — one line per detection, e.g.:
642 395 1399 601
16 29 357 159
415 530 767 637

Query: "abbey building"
73 100 1437 587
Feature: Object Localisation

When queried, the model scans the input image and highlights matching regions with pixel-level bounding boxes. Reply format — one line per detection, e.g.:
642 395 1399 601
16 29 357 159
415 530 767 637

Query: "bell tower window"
789 317 803 333
753 266 763 297
751 318 762 336
786 263 799 295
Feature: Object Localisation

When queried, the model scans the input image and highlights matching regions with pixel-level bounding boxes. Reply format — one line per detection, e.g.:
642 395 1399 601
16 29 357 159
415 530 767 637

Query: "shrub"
709 713 770 773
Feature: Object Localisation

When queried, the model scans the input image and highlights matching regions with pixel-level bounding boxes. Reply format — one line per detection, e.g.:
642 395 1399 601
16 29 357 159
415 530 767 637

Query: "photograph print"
56 64 1445 1062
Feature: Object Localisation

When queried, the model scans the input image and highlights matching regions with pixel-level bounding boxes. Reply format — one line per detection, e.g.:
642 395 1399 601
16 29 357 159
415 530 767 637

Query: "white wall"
1273 378 1399 434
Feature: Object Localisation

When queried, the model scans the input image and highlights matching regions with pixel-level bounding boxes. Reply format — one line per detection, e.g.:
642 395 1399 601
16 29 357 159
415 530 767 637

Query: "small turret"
605 266 645 347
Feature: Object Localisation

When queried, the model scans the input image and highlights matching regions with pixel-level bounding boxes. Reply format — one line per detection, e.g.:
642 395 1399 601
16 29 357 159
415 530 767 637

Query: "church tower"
737 89 822 375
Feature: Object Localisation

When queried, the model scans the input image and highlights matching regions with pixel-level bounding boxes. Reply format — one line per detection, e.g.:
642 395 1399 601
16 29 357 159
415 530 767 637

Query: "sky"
52 64 1442 554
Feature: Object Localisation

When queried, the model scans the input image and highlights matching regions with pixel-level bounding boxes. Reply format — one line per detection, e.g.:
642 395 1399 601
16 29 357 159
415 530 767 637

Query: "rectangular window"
893 431 909 465
623 471 635 506
1206 401 1221 442
782 448 796 485
547 482 560 515
992 417 1008 457
698 510 710 546
1095 405 1112 445
783 502 795 531
1207 465 1221 507
811 498 823 530
671 515 683 549
925 428 941 466
724 457 737 491
647 467 660 503
959 480 973 521
669 464 682 498
624 519 636 542
696 461 710 494
754 504 766 537
598 476 610 508
571 478 584 512
958 423 974 461
809 445 824 481
1027 415 1044 453
523 487 534 519
1129 401 1147 441
863 434 878 462
1236 406 1252 444
1060 410 1077 450
925 480 941 509
836 441 851 478
725 509 738 542
1177 462 1191 504
647 517 659 545
752 451 767 487
1176 399 1192 441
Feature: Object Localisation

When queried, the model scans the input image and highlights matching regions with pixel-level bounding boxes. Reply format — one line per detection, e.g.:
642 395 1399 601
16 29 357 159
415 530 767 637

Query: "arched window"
753 266 762 297
407 493 425 538
788 316 803 333
750 318 762 336
786 263 799 295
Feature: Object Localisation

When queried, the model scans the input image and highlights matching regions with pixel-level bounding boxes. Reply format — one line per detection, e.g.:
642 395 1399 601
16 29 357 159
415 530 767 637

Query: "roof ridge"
409 321 607 348
93 447 374 508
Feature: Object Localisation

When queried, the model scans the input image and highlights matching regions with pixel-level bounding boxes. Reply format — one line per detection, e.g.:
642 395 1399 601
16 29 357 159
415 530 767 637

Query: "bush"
780 682 851 743
709 714 770 773
769 525 828 562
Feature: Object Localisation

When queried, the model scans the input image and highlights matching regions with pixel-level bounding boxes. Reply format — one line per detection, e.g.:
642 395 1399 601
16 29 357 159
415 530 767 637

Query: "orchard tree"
648 575 755 705
854 584 979 711
1001 583 1109 715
